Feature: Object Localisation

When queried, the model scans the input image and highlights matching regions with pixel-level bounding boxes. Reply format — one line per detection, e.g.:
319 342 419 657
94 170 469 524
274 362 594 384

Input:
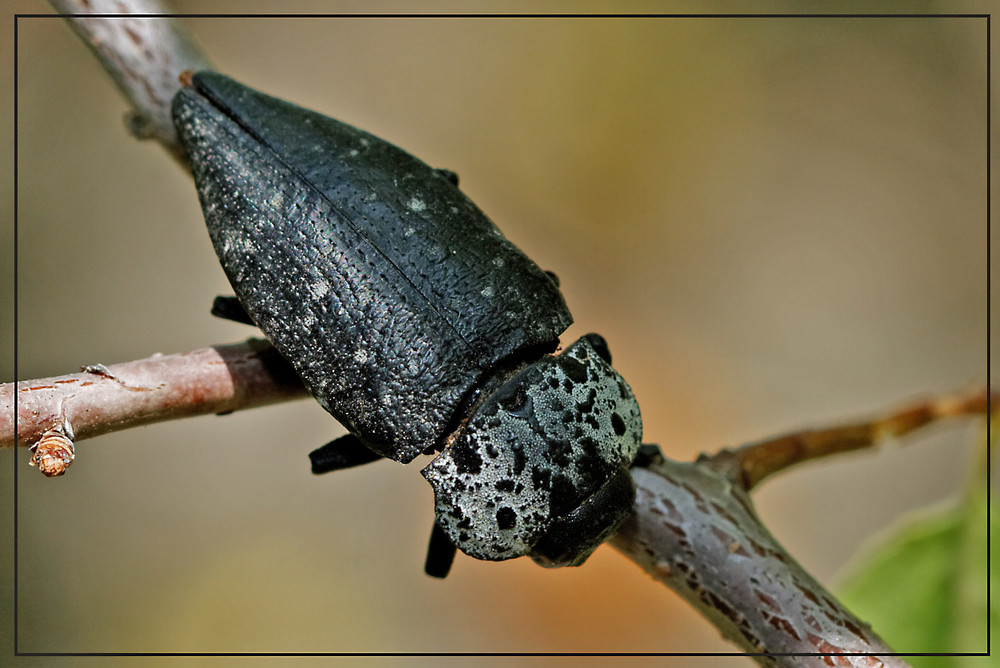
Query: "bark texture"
611 458 908 667
4 340 306 452
49 0 212 163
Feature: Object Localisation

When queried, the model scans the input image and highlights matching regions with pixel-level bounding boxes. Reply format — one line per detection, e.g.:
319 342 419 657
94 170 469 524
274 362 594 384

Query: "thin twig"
3 339 307 456
48 0 212 165
701 386 994 492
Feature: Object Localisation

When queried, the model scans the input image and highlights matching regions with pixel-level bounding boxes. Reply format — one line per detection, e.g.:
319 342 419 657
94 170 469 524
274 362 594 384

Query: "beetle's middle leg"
309 433 384 474
211 295 256 326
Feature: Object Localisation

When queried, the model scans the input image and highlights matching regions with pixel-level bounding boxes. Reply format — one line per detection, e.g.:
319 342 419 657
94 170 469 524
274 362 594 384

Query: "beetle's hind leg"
309 433 384 474
424 522 457 578
211 295 256 326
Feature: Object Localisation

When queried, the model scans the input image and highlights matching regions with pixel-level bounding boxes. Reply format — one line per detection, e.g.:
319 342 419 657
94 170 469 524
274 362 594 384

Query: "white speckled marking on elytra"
406 357 423 376
219 228 254 257
354 349 369 363
408 197 427 212
481 286 495 298
310 280 329 298
299 310 317 328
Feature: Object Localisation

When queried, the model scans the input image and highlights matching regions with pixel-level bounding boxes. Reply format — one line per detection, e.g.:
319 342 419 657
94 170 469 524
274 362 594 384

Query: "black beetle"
171 71 642 577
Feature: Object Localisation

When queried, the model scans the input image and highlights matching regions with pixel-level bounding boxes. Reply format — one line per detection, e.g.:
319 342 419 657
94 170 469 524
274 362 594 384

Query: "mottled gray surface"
612 460 908 666
172 72 572 462
424 336 642 562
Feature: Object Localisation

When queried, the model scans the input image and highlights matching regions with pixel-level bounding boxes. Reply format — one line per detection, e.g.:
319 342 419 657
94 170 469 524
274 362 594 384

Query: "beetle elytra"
172 71 642 577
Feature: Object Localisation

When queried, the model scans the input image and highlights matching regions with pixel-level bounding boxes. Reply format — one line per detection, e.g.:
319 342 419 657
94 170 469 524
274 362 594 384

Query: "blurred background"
1 0 991 664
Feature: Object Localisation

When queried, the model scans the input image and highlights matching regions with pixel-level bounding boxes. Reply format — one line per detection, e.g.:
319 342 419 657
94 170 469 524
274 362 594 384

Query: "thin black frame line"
10 12 995 20
12 11 19 661
11 10 992 658
986 12 993 659
12 651 995 658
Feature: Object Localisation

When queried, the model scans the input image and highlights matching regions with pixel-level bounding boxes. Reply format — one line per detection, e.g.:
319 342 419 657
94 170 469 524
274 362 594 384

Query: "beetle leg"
424 522 457 578
544 270 560 287
309 433 383 474
211 295 256 326
434 168 459 186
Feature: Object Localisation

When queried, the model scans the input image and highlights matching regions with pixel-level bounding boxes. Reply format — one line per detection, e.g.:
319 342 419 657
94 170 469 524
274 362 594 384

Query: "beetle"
171 71 642 577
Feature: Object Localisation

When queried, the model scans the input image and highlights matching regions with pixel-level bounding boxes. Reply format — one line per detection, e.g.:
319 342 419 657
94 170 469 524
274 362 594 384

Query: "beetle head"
421 335 642 567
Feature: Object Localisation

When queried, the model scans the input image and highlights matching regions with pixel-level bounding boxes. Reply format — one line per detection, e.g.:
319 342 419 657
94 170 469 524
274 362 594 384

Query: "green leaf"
837 424 995 668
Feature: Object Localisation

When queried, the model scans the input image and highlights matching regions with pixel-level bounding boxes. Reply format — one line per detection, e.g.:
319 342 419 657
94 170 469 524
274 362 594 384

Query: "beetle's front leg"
211 295 256 326
424 522 458 579
309 433 384 474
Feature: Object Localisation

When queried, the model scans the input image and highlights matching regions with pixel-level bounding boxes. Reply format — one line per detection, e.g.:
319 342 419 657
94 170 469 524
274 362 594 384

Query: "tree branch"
48 0 211 165
701 386 995 492
10 347 986 664
612 455 910 667
3 340 307 473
